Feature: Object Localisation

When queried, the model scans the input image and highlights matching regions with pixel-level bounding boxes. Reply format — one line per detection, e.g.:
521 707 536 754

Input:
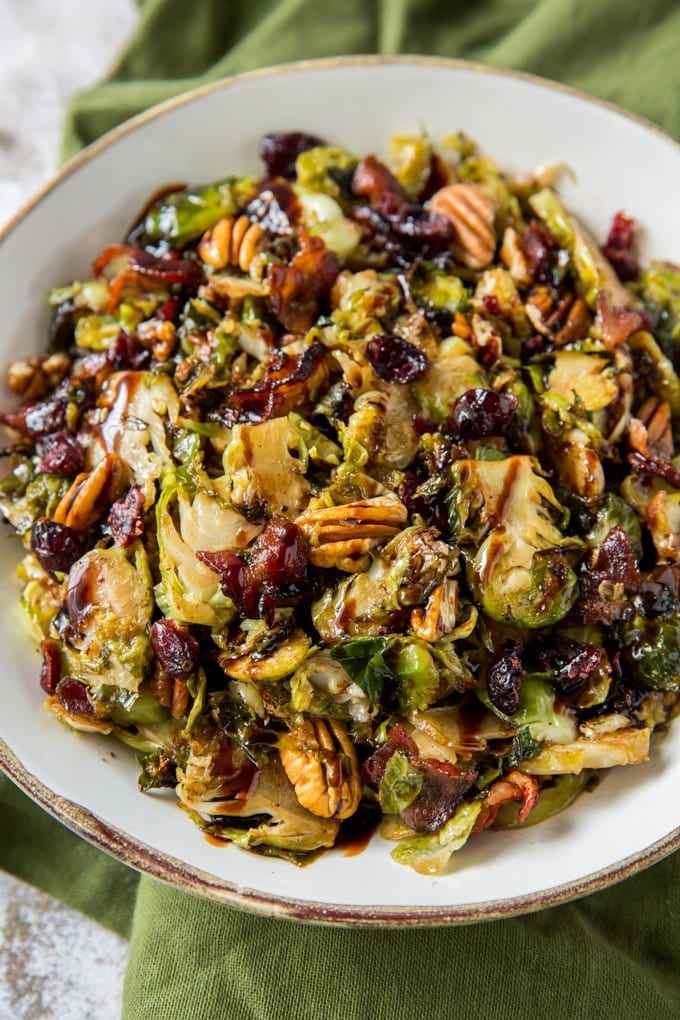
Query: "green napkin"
3 1 680 1017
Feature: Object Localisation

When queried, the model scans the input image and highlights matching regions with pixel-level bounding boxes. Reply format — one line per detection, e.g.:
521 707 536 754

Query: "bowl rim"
2 53 680 927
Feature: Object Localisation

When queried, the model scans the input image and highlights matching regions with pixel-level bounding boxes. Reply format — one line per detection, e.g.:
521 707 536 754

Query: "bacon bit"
268 230 339 333
108 486 146 548
521 220 559 282
106 248 203 312
473 770 540 833
597 292 646 349
220 339 327 425
39 638 62 695
602 211 639 282
627 397 680 485
400 759 478 833
571 525 642 625
452 311 472 340
352 155 404 204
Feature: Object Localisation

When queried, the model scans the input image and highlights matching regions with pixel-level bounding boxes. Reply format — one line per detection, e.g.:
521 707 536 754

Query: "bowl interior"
1 57 679 925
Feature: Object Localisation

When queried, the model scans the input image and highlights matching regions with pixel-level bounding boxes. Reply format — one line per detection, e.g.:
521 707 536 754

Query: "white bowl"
1 56 679 926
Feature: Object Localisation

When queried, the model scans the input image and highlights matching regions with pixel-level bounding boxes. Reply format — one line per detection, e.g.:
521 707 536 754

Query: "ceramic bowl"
1 56 679 926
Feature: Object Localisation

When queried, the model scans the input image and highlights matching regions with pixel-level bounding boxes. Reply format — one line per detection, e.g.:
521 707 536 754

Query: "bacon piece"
400 759 478 833
220 339 327 425
268 230 340 333
473 770 540 833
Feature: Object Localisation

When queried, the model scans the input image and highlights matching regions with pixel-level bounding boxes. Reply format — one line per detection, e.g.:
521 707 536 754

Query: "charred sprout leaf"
330 636 397 702
640 261 680 361
295 145 359 196
379 751 424 814
137 749 178 791
502 726 541 770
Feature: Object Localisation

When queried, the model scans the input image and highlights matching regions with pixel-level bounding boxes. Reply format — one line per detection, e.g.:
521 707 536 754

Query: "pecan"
295 496 408 572
7 352 70 402
630 397 673 461
280 718 362 819
525 285 592 345
198 215 266 272
410 578 459 642
53 453 126 531
429 183 497 268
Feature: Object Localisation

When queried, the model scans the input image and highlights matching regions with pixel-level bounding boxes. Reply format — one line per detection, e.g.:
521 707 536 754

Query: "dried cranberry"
198 518 310 621
39 432 84 476
365 334 428 384
488 645 524 716
39 638 62 694
108 487 146 548
55 677 96 717
107 331 151 370
536 635 603 695
482 294 502 317
571 526 641 625
155 297 183 322
352 196 453 264
398 475 448 532
412 415 436 436
0 398 69 438
602 212 639 282
257 131 325 180
351 155 404 204
150 619 200 678
31 517 85 577
449 388 518 440
522 220 559 283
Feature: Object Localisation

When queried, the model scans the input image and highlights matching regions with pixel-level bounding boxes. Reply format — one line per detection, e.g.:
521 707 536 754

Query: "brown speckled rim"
1 55 680 927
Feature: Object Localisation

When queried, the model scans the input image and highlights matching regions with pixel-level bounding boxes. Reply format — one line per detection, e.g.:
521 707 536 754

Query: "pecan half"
53 453 126 531
280 718 362 819
429 183 497 268
7 352 70 402
295 495 408 572
410 578 459 642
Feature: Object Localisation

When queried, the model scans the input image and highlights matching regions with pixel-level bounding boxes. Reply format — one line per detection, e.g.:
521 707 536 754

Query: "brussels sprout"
223 416 313 519
639 261 680 360
178 757 339 853
340 387 420 475
449 456 579 629
60 544 154 693
288 412 341 467
289 650 372 723
294 186 361 261
413 336 484 424
506 674 578 744
388 135 433 198
522 725 650 775
627 329 680 422
578 491 643 557
218 627 312 682
390 798 482 875
294 145 358 197
329 634 447 713
410 264 469 317
379 751 424 814
409 700 517 758
17 554 63 641
474 267 531 339
547 350 618 414
99 686 170 728
144 177 258 248
0 464 69 541
529 188 633 308
74 313 121 351
155 473 256 627
620 608 680 692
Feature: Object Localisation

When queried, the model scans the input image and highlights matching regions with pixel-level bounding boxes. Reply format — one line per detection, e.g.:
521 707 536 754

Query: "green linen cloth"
2 0 680 1016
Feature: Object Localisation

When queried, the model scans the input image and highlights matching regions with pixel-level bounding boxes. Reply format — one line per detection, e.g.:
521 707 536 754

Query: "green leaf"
379 751 424 814
503 726 540 770
330 636 397 701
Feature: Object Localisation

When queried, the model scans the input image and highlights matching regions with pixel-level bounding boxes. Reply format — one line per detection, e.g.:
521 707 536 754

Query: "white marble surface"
0 3 138 1017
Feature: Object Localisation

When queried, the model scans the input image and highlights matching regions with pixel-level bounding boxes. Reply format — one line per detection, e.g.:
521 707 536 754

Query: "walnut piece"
429 183 497 269
280 718 362 819
7 352 70 402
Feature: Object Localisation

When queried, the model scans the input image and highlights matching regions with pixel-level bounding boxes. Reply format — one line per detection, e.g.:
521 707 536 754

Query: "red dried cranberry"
487 645 524 716
0 398 68 438
107 331 151 370
39 432 84 476
536 635 603 695
155 297 183 322
398 475 448 532
257 131 325 180
412 414 436 436
449 388 518 440
31 517 85 577
602 212 639 282
55 677 96 717
108 487 146 548
150 619 199 678
522 219 559 282
39 638 62 694
365 334 428 384
482 294 502 317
